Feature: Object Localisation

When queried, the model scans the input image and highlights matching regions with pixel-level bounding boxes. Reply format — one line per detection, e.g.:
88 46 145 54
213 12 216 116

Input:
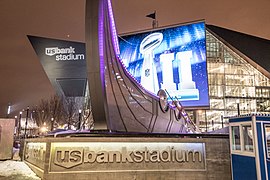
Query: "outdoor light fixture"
51 117 54 131
40 126 48 133
24 106 29 138
17 111 22 138
7 103 11 117
14 115 17 125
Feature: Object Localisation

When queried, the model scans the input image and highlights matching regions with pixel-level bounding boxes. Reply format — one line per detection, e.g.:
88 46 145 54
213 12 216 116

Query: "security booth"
229 114 270 180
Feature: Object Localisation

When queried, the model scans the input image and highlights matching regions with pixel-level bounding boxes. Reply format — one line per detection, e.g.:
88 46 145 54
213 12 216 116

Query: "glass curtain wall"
196 31 270 132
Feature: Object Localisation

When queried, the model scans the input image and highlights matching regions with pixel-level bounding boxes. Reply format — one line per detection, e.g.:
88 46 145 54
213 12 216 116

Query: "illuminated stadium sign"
48 142 205 171
45 46 85 61
119 21 209 108
28 35 87 97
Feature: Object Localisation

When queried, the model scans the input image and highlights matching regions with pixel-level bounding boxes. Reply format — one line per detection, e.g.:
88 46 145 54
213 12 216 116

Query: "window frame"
242 124 254 152
231 125 241 151
230 122 255 156
264 124 270 159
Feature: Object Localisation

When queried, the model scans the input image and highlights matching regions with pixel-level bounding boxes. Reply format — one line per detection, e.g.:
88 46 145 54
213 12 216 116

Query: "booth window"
265 125 270 158
242 125 253 152
231 126 241 150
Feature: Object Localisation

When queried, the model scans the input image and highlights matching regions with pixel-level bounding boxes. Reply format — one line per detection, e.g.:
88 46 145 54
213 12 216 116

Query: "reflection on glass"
265 125 270 158
231 126 241 150
204 31 270 131
242 125 253 152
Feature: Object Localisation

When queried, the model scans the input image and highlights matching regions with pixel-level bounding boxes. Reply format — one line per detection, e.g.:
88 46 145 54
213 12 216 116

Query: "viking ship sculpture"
85 0 200 133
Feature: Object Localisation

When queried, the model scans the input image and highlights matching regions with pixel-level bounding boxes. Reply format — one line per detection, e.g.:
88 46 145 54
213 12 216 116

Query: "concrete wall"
23 135 231 180
0 119 15 160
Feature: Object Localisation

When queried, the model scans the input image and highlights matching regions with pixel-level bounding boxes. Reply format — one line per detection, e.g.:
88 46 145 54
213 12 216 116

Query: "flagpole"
146 11 158 29
152 19 158 29
152 10 156 29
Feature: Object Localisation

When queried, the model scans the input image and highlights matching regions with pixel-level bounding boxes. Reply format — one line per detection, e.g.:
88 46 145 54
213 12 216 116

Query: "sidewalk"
0 160 40 180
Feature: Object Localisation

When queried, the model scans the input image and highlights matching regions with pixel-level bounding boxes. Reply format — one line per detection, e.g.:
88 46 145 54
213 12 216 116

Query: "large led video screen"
118 21 209 108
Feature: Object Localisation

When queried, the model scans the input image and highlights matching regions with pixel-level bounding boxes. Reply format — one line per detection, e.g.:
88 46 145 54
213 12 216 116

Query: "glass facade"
195 30 270 132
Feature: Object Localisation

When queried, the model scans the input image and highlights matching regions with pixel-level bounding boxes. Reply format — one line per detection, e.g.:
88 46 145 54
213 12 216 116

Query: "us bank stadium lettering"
45 46 85 61
54 146 203 168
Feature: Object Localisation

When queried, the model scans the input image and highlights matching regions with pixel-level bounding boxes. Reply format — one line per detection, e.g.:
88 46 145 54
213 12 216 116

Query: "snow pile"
0 160 40 179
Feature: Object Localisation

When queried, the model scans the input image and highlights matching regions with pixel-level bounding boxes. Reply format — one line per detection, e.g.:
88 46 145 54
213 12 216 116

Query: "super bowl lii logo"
45 46 85 61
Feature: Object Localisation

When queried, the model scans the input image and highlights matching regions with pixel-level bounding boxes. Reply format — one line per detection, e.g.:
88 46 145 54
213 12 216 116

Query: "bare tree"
81 97 94 130
32 94 93 132
48 95 65 130
62 96 94 130
32 99 50 127
32 94 65 131
63 97 79 129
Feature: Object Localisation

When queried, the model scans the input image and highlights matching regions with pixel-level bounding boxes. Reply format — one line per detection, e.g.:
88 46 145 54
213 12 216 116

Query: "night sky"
0 0 270 117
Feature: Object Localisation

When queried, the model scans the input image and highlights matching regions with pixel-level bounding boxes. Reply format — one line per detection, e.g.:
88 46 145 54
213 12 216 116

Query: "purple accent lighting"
99 0 105 86
107 0 120 55
95 0 199 133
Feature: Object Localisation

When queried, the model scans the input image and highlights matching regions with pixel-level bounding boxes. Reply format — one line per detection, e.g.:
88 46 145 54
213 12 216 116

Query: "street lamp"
51 118 54 131
14 115 17 135
14 115 17 123
24 106 29 138
18 111 22 138
7 103 11 118
78 109 82 130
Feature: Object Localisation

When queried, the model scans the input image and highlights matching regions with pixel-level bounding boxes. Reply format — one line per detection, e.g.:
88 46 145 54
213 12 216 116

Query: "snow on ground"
0 160 40 180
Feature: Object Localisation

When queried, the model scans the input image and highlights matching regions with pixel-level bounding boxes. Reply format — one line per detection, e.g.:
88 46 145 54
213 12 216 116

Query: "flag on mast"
146 11 156 20
146 11 157 28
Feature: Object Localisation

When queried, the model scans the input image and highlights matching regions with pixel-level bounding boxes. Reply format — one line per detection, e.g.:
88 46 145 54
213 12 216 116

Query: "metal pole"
78 109 82 130
205 111 208 132
18 111 22 138
221 115 224 128
237 103 240 116
14 115 18 135
24 106 29 138
51 118 54 131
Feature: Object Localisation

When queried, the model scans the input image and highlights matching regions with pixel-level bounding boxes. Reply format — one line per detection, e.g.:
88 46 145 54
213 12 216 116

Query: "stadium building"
202 25 270 132
28 20 270 133
22 1 270 179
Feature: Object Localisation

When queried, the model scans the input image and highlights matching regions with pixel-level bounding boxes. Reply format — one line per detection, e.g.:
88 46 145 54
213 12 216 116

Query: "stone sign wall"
24 136 231 180
24 142 46 170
